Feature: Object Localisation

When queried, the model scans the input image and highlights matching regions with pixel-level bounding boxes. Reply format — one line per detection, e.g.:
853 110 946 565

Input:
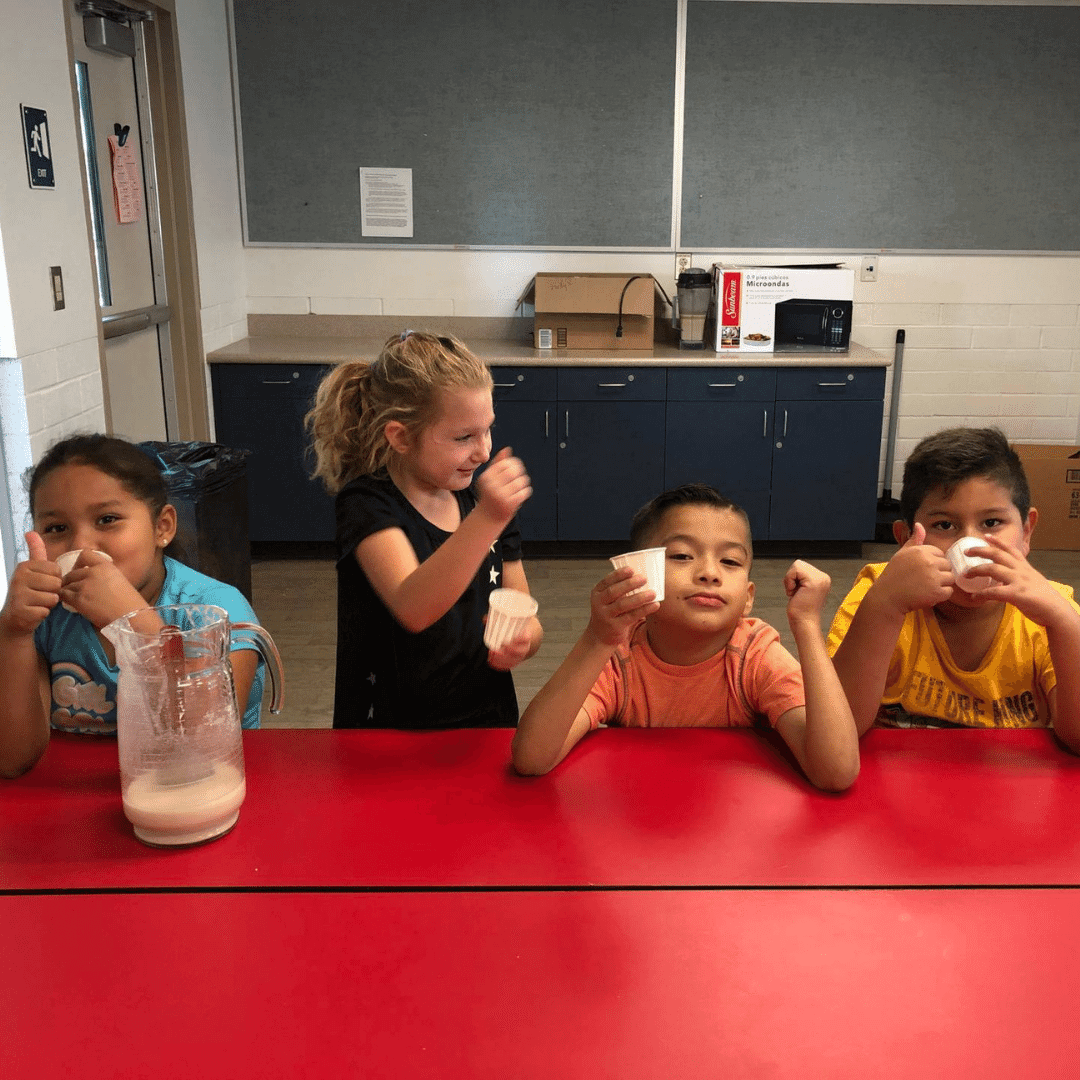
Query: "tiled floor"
251 544 1080 728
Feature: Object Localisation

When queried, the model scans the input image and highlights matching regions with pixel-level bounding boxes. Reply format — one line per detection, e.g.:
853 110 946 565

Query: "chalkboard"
232 0 677 247
681 2 1080 251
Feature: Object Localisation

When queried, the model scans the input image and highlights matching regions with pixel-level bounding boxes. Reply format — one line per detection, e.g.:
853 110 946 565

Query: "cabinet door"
490 367 557 542
492 400 557 541
211 364 336 543
665 367 776 540
769 368 886 542
557 401 666 541
665 402 773 540
769 398 883 541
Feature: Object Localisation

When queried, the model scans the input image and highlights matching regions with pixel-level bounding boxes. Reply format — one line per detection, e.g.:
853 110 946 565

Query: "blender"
675 268 712 349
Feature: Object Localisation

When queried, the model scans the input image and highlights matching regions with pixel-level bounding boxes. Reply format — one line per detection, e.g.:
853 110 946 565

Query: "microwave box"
1012 444 1080 550
521 273 664 350
715 265 855 353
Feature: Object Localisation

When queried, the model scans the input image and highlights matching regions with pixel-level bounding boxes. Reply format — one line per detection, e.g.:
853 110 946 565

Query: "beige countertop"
208 336 889 368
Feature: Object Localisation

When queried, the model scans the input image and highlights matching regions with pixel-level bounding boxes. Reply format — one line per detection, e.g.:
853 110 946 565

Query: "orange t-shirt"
581 618 805 730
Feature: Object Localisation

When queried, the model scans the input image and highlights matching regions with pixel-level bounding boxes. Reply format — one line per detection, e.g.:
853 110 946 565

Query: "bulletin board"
232 0 678 247
680 2 1080 251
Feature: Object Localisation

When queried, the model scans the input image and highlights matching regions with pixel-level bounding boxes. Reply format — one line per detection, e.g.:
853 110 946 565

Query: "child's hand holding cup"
484 587 538 669
56 548 114 612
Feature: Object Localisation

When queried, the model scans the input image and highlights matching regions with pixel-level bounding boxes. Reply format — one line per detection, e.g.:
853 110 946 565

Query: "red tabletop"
3 888 1077 1080
3 727 1080 891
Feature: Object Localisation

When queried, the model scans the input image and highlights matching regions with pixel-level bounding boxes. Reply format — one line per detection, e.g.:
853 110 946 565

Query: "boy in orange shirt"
511 484 859 790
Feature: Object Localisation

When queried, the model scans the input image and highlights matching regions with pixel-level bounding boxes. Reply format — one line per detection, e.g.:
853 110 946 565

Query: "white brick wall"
873 300 1080 492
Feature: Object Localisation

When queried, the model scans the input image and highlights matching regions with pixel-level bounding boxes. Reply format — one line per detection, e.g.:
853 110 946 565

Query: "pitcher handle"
231 622 285 715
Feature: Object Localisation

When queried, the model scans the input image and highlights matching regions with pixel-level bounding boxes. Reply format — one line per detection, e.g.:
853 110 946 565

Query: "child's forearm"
0 631 50 778
829 589 907 736
791 619 860 791
385 506 511 632
1044 605 1080 752
512 631 613 775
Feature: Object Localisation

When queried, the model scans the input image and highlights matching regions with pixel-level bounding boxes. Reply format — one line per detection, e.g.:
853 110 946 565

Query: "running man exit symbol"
22 105 55 189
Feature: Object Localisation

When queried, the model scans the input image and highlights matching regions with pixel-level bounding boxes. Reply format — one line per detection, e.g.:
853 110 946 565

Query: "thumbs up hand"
874 522 955 615
0 532 63 636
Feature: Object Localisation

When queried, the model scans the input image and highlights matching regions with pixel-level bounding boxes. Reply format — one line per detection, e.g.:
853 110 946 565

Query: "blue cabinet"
492 366 666 542
211 364 335 542
769 368 886 542
665 367 776 540
489 368 558 541
212 360 885 546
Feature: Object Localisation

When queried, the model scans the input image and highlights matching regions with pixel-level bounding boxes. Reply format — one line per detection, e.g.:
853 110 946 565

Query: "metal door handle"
763 409 768 437
544 410 549 438
260 380 293 385
493 382 517 388
708 382 737 388
783 410 789 437
565 410 570 438
101 303 171 340
817 382 848 387
597 382 627 388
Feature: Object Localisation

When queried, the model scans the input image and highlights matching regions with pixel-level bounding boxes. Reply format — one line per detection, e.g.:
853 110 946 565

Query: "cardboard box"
716 265 855 353
522 273 662 350
1013 444 1080 550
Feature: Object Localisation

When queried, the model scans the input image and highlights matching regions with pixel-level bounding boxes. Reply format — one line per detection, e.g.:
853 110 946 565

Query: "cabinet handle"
817 382 848 387
565 410 570 439
708 382 738 388
493 382 517 388
544 410 549 438
597 382 627 388
762 409 768 437
260 380 293 385
783 410 789 437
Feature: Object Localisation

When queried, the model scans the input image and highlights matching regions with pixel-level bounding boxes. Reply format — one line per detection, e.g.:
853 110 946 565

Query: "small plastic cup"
484 588 539 651
56 548 113 611
609 546 666 602
947 536 993 593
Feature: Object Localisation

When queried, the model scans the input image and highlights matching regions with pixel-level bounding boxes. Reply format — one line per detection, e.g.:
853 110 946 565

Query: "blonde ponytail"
305 331 493 494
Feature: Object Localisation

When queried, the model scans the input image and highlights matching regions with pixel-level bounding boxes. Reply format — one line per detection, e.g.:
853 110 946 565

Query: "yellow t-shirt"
826 562 1078 729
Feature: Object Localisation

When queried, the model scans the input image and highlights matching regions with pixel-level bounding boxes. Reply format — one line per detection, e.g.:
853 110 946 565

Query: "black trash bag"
139 441 253 601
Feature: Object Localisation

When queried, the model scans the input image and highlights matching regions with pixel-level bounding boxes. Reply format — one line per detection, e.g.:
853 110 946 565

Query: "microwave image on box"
775 299 853 349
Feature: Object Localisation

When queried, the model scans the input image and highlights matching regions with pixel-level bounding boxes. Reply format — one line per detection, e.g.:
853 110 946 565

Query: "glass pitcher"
102 603 283 847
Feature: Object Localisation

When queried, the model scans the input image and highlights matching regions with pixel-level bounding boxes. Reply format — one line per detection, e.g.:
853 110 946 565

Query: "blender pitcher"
102 603 283 847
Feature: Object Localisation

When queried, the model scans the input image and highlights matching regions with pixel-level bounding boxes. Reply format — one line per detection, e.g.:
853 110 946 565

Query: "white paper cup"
609 546 666 602
56 548 113 611
484 588 538 651
947 536 993 593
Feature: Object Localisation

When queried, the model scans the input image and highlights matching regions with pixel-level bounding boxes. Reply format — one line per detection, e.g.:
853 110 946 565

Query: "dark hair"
27 433 168 520
629 483 752 550
899 426 1031 527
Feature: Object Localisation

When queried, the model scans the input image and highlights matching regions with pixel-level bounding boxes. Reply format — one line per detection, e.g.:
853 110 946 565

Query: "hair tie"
400 329 415 341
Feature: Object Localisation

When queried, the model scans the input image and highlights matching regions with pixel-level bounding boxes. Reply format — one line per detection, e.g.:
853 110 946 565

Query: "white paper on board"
359 167 413 237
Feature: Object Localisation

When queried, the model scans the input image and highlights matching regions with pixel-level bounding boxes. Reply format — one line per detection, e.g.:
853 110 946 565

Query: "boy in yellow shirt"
512 483 859 790
828 427 1080 748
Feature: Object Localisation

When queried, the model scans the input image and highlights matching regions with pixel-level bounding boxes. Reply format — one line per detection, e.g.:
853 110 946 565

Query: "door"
70 1 173 441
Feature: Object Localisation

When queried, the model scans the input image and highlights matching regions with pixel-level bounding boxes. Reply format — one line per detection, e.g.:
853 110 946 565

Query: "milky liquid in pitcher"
123 761 246 846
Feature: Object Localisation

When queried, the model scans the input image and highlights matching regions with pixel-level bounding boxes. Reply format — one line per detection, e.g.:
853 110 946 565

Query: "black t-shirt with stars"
333 469 523 729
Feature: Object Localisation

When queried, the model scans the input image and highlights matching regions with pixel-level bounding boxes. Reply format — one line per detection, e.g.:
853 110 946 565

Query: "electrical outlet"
860 255 878 283
675 253 691 278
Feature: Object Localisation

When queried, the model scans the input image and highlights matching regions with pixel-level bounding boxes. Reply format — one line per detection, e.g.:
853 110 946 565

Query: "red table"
3 727 1079 1078
3 727 1080 890
3 888 1078 1079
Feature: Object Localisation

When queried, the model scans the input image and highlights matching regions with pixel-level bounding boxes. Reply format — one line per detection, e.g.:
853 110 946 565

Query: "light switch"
50 266 65 310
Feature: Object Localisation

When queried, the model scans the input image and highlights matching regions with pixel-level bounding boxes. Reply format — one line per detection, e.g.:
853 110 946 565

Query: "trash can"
139 441 253 601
